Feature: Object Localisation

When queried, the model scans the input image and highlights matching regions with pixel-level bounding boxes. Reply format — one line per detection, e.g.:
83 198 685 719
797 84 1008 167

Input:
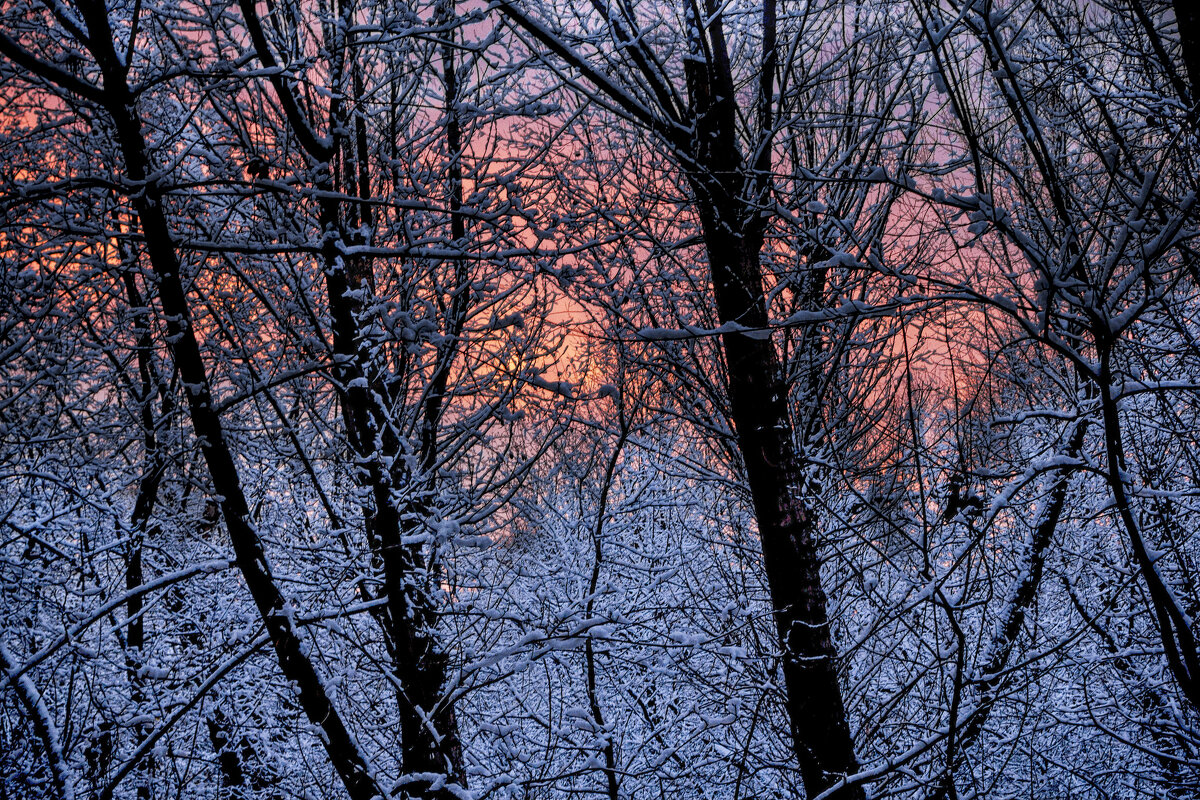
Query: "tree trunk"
674 8 861 790
319 125 465 800
0 636 75 800
232 0 468 790
929 419 1086 800
120 268 167 800
64 5 386 794
703 223 863 799
1097 350 1200 711
1173 0 1200 99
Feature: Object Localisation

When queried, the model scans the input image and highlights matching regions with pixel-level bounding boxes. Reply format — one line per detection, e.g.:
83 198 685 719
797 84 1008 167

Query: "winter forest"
3 0 1200 798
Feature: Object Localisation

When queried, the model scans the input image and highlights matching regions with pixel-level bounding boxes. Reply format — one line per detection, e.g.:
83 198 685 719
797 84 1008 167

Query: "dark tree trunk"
701 217 863 800
230 0 468 789
108 121 383 800
1097 350 1200 712
675 6 862 794
1066 579 1197 796
60 4 387 796
109 124 382 800
1173 0 1200 99
496 0 869 778
319 138 465 800
584 429 628 800
318 138 465 794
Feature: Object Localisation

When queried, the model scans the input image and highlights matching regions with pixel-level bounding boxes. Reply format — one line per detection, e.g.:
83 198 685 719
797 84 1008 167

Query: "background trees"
2 1 1200 799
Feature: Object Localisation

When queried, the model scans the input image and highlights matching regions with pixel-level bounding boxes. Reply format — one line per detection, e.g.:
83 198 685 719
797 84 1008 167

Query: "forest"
1 0 1198 798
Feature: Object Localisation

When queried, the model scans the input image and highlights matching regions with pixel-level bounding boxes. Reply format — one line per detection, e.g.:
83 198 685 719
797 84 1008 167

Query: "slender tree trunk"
690 144 862 800
1065 578 1196 797
230 0 468 789
389 7 471 787
325 239 466 797
584 421 629 800
108 121 382 800
106 116 382 800
1097 350 1200 711
671 5 861 789
319 150 465 800
929 419 1086 800
120 270 167 800
493 1 865 789
0 636 75 800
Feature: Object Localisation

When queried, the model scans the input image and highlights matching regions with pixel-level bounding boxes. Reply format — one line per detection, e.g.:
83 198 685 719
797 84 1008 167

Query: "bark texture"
698 209 863 800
